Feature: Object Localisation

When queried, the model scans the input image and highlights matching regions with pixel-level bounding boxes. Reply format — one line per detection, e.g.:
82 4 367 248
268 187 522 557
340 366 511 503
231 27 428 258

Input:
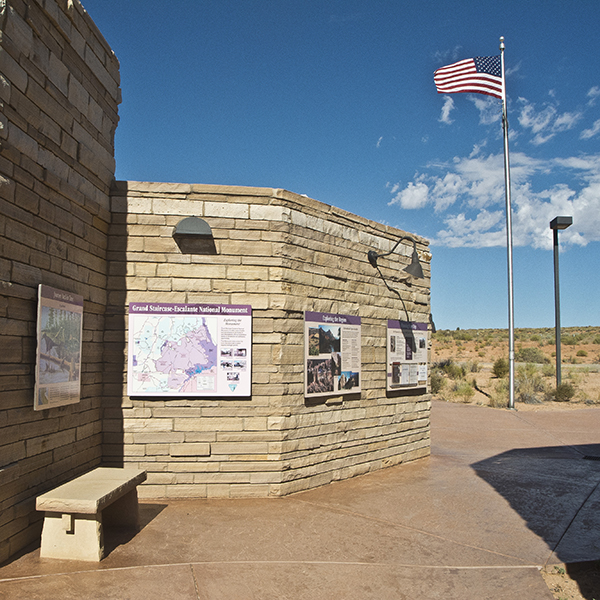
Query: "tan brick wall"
0 0 431 564
0 0 120 561
106 182 431 499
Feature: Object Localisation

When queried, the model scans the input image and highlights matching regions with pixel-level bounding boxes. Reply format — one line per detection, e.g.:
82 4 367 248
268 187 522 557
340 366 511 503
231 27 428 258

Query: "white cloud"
389 151 600 250
587 86 600 106
438 96 455 124
468 95 502 125
432 46 462 65
390 85 600 250
517 98 582 145
386 182 400 194
581 119 600 140
388 179 430 210
505 62 521 79
436 210 505 248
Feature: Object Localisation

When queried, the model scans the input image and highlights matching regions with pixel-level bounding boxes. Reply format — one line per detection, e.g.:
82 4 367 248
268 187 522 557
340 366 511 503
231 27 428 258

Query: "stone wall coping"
111 181 430 246
71 0 120 67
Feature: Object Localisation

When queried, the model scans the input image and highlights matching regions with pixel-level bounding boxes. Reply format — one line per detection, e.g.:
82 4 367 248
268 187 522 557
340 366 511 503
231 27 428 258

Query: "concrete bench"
36 467 147 561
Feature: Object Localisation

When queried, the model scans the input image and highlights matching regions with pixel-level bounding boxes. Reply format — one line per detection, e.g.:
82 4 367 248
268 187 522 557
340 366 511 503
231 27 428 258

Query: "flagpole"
500 36 515 410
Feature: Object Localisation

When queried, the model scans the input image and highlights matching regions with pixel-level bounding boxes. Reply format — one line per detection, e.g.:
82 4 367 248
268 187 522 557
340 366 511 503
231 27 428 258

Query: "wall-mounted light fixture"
172 217 217 255
367 236 425 322
367 236 424 280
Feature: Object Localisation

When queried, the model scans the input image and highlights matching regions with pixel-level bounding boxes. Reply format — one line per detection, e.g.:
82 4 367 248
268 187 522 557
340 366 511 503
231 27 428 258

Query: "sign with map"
387 320 428 391
304 311 361 398
35 285 84 410
128 303 251 397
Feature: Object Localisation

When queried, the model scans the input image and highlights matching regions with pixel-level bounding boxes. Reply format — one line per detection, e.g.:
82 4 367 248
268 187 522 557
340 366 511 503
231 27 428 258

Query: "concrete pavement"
1 400 599 599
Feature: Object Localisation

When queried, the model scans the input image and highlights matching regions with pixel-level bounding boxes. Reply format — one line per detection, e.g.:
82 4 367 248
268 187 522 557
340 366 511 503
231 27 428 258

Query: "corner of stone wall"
0 0 120 562
104 182 431 500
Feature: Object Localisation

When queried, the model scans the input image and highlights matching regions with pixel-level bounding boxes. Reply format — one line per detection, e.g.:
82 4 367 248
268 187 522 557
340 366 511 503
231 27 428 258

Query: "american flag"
434 56 503 99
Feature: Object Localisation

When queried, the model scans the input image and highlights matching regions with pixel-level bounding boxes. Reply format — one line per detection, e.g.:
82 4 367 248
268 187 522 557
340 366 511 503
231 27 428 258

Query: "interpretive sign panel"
128 303 252 397
304 311 361 398
387 320 428 391
35 285 84 410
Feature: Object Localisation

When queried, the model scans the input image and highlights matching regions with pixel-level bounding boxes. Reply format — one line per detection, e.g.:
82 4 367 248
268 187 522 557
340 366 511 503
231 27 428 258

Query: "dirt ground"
431 328 600 599
542 562 600 600
432 330 600 409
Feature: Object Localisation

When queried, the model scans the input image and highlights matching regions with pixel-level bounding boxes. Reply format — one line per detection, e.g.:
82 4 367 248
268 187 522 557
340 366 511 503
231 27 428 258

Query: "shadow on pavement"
104 503 168 558
472 443 600 600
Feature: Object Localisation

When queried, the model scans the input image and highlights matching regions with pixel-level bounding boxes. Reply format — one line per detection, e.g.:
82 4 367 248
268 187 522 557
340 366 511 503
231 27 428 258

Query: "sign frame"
128 302 252 397
304 311 361 399
387 320 428 391
35 285 84 410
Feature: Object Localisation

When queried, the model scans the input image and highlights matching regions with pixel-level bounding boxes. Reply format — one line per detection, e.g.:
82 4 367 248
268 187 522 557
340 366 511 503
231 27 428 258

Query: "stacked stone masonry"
0 0 432 564
105 183 432 499
0 0 119 563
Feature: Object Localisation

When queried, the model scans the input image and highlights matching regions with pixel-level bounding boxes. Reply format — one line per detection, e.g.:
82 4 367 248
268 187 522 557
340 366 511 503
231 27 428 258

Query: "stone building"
0 0 431 563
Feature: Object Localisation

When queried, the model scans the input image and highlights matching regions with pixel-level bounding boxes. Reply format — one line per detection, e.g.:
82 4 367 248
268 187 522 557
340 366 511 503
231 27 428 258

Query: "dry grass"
431 326 600 409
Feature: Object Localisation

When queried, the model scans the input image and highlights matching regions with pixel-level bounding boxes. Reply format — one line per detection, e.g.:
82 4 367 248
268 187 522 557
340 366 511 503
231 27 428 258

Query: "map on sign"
128 303 251 397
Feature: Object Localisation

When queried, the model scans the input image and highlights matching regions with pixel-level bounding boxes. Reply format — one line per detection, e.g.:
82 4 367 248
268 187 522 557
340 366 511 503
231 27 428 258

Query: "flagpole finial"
500 36 505 50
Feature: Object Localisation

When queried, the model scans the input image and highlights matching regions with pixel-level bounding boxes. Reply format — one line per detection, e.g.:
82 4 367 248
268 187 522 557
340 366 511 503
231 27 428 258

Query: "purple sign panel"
128 303 252 397
387 320 428 391
304 311 361 398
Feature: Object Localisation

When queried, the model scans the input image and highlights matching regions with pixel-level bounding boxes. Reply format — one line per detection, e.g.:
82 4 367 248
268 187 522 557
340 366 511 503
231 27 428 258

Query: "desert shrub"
530 334 541 342
492 357 509 379
453 330 473 342
593 335 600 345
551 382 576 402
452 380 475 402
542 363 555 378
515 347 549 364
562 335 581 346
465 360 480 373
490 379 509 408
436 359 465 380
430 371 446 394
576 349 588 357
515 364 547 404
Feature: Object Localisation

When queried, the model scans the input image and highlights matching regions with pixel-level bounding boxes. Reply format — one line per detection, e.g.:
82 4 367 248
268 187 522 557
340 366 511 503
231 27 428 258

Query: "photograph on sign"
128 303 252 397
304 311 361 398
387 320 428 391
35 285 84 410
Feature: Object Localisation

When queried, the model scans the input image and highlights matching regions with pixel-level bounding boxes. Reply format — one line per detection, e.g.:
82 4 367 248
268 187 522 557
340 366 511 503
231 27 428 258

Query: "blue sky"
82 0 600 330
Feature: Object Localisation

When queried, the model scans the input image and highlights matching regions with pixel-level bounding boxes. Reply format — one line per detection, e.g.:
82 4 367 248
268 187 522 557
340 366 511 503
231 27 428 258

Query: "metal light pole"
550 216 572 389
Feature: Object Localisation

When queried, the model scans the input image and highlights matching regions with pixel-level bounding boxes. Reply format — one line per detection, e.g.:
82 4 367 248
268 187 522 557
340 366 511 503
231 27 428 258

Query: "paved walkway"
1 400 599 599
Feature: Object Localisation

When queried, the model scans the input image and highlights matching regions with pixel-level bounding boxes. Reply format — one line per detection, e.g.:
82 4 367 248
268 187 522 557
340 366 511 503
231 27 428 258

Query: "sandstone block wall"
105 182 431 499
0 0 120 562
0 0 432 565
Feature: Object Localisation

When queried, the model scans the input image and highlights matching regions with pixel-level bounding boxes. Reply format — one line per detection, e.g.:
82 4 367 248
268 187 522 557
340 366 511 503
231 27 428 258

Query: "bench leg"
40 512 104 562
102 488 140 529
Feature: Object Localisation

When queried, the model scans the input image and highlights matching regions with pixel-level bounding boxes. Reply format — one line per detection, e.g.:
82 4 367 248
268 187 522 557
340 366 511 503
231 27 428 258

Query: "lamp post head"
550 216 573 230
